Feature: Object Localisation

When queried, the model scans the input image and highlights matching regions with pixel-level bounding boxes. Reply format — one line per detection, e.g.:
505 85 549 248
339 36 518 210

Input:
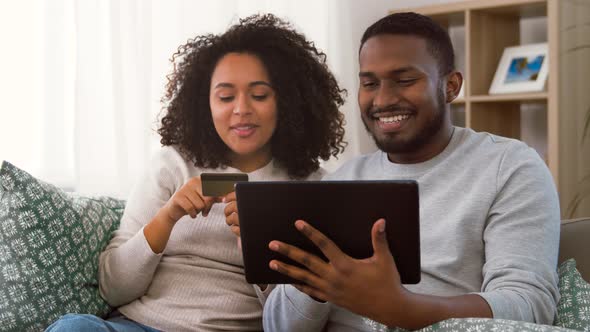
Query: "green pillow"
366 317 576 332
419 318 576 331
555 259 590 331
0 161 124 331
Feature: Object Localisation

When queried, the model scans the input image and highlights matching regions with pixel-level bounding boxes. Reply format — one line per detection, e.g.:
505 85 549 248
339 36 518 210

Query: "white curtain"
72 0 154 197
1 0 408 198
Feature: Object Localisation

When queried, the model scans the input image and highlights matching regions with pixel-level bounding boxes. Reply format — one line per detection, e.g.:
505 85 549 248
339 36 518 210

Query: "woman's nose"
233 95 252 115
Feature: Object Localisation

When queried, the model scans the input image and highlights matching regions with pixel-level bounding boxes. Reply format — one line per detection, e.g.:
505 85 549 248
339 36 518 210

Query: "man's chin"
364 121 422 153
372 136 417 154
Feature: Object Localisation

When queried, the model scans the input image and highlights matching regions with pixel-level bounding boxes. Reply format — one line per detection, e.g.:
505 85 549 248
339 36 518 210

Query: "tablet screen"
236 180 420 284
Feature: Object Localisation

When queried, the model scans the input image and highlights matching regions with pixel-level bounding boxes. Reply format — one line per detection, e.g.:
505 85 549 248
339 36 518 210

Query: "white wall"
0 1 45 180
1 0 548 196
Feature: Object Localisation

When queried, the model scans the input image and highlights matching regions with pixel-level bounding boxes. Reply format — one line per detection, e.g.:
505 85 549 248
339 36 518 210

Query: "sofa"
559 218 590 282
413 217 590 332
1 160 589 332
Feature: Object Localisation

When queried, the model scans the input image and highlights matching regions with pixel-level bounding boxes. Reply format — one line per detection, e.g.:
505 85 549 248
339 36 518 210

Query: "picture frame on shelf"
489 43 549 95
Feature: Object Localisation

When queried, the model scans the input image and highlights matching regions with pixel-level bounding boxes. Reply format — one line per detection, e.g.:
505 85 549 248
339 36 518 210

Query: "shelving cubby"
391 0 590 218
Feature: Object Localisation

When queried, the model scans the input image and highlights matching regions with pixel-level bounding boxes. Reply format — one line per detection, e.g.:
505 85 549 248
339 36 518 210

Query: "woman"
46 13 346 332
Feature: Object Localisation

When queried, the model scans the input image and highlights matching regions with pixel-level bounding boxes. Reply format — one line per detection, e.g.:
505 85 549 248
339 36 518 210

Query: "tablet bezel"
236 180 420 284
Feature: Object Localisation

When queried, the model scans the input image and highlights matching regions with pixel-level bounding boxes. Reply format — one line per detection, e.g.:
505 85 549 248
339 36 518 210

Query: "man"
262 12 560 331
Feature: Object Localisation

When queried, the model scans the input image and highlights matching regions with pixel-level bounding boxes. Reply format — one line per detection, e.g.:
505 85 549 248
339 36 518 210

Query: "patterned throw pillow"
365 317 577 332
0 161 124 331
422 318 578 331
555 259 590 331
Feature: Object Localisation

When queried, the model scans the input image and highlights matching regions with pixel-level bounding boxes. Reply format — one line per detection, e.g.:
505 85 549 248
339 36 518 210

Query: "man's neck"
387 124 455 164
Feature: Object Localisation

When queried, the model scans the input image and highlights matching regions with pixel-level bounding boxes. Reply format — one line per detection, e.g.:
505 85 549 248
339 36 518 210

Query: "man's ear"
445 71 463 103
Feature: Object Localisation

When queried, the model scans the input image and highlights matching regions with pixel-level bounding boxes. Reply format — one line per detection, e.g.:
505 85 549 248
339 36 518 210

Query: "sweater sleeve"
253 284 276 306
476 143 560 324
98 147 186 307
263 284 331 331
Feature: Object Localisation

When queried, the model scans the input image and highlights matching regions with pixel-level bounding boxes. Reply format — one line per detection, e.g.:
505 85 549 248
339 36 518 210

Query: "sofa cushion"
417 317 575 331
554 259 590 331
0 161 124 331
559 218 590 282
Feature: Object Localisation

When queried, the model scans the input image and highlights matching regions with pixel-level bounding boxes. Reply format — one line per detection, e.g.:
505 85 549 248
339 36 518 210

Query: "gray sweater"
98 146 323 331
264 127 561 331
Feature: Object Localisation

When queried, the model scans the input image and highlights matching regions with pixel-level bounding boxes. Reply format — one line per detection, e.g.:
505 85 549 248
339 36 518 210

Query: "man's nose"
373 82 401 109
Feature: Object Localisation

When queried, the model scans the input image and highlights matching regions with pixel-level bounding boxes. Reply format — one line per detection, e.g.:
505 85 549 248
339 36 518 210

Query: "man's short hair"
360 12 455 75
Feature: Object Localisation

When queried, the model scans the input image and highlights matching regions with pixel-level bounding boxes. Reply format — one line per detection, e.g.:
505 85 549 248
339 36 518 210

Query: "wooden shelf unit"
391 0 590 218
470 92 547 102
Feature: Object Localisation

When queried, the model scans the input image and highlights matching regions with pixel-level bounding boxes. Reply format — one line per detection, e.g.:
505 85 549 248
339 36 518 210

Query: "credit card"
201 172 249 196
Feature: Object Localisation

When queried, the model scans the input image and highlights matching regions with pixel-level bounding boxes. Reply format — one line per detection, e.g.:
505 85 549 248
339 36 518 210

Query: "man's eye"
219 96 234 102
361 81 377 89
252 95 268 101
398 79 417 86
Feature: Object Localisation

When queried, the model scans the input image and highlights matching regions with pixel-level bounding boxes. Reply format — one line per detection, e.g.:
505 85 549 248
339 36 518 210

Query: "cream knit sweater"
98 146 323 331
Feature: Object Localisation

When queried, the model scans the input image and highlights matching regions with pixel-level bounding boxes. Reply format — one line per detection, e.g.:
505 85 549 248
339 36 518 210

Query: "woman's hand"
224 191 267 290
223 192 240 235
159 176 217 224
145 176 218 253
223 191 242 249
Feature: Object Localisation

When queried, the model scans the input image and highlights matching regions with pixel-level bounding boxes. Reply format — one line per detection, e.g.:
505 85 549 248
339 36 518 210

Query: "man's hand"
268 219 493 329
268 219 410 327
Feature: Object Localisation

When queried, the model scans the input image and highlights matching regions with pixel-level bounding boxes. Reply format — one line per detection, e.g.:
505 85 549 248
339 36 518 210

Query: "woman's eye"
219 96 234 102
252 94 268 101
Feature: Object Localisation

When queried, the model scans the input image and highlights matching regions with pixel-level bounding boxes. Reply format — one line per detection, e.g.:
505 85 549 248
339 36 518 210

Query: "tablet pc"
235 180 420 284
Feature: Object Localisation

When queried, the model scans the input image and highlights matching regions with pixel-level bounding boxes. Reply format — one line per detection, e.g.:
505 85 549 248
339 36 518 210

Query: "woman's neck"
229 151 272 173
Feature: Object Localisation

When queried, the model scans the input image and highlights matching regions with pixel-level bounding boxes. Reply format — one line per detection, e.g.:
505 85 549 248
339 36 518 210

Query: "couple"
47 12 560 332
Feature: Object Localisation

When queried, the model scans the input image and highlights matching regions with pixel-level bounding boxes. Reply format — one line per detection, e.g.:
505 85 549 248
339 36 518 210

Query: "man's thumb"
371 218 391 259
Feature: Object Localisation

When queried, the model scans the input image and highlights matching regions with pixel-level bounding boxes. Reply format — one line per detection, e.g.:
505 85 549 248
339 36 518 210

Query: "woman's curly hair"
158 13 347 179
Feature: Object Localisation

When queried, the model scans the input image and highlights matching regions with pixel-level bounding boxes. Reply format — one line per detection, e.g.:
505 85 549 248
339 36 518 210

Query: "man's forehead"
359 34 432 71
360 34 428 58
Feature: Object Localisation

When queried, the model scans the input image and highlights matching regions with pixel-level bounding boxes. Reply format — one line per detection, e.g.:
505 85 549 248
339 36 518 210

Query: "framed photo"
489 43 549 94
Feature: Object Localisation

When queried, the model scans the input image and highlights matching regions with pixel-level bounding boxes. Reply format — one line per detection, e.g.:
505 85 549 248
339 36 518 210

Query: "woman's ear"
445 71 463 103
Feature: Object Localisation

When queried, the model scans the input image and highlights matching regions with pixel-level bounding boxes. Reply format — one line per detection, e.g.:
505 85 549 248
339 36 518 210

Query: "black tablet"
235 180 420 284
